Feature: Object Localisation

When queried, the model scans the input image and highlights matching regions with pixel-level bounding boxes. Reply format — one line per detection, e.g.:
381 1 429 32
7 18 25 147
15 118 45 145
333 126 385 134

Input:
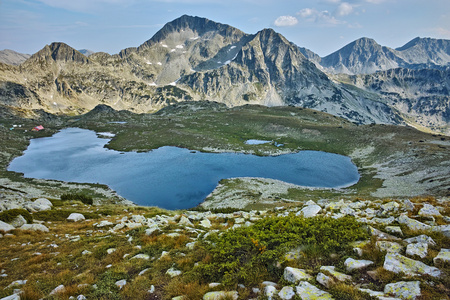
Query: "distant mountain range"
0 15 449 134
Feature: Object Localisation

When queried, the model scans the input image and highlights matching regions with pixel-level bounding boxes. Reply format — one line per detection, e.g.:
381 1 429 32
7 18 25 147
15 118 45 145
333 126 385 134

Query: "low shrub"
192 215 368 287
34 209 76 221
61 193 93 205
0 208 33 224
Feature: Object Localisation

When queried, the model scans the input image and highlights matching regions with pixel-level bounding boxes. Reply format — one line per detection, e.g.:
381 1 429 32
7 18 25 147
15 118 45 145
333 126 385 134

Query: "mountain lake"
8 128 360 209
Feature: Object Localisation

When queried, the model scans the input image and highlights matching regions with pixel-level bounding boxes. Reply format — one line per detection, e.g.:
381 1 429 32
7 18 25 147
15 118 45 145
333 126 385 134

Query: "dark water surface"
8 128 360 209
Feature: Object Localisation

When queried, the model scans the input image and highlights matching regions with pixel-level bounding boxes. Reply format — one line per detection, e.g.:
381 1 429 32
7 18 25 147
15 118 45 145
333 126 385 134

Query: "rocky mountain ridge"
0 15 449 134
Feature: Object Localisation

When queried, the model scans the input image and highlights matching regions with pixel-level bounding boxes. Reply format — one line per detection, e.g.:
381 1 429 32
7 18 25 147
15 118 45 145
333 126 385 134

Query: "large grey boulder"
20 223 49 232
383 253 441 277
297 203 321 218
433 248 450 265
344 258 374 272
283 267 312 283
0 220 15 232
10 215 27 228
28 198 53 212
296 281 333 300
397 215 431 231
67 213 85 222
384 281 421 299
278 286 295 300
406 243 428 258
418 204 441 217
404 235 436 246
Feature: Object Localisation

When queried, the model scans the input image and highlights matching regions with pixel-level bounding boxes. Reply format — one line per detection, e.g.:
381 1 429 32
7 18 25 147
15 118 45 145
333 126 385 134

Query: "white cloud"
274 15 298 27
297 8 345 27
365 0 386 3
335 2 353 16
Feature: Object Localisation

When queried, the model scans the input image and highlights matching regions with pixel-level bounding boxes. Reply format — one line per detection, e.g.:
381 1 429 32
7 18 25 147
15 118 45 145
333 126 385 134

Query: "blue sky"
1 0 449 57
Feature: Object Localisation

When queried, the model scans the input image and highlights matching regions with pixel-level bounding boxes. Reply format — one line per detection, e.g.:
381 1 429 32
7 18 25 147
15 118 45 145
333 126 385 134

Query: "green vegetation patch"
61 193 94 205
193 215 368 287
0 208 33 224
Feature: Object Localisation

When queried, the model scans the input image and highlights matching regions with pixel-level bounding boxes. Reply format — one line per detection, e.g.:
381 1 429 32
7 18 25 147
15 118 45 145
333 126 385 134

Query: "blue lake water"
8 128 360 209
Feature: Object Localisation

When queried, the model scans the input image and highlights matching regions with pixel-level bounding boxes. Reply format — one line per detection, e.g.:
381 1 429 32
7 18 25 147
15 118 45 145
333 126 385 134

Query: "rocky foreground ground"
0 195 449 300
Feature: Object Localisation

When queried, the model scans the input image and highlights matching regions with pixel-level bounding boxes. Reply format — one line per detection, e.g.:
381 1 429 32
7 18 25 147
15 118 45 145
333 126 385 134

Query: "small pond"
8 128 360 209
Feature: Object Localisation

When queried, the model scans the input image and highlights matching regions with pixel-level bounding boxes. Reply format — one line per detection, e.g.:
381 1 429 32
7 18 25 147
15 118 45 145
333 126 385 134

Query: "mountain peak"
138 15 244 50
27 42 89 64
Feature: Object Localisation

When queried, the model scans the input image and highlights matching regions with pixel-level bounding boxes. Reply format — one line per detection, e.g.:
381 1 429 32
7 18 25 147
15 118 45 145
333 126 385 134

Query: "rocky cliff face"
0 15 448 134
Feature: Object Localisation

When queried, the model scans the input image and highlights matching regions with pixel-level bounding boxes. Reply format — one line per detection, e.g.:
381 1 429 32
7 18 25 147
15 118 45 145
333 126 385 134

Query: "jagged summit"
321 37 399 74
395 37 450 66
25 42 89 64
138 15 245 51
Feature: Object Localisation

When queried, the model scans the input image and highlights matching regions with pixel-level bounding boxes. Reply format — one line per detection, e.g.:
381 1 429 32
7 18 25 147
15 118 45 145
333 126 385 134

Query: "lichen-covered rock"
418 204 441 217
368 226 401 240
319 266 352 282
131 215 146 223
344 257 374 272
278 286 295 300
96 220 113 227
265 285 277 299
406 243 428 258
316 273 334 288
203 291 238 300
433 248 450 265
404 235 436 246
397 215 431 231
385 226 403 236
10 215 27 228
384 281 420 299
20 223 49 232
376 241 403 253
383 253 441 277
131 254 150 260
296 281 333 300
283 267 312 283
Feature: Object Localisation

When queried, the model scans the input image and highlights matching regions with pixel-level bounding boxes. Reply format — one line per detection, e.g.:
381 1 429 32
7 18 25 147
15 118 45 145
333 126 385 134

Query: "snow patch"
161 44 168 48
228 46 236 52
157 62 162 66
98 132 115 138
148 82 157 86
190 37 199 40
146 61 152 65
176 45 184 49
170 49 176 53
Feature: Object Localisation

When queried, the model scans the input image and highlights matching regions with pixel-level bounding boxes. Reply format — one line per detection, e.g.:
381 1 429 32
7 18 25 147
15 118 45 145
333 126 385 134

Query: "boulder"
418 204 441 217
397 215 431 231
376 241 403 253
203 291 238 300
406 243 428 258
316 273 334 288
433 248 450 265
35 198 53 207
0 220 15 232
368 226 401 240
278 286 295 300
200 218 212 228
10 215 27 228
297 204 321 218
131 215 146 223
385 226 403 236
296 281 333 300
404 235 436 246
67 213 85 222
0 294 21 300
96 220 113 227
319 266 352 282
179 216 194 227
264 285 277 299
383 253 441 277
283 267 312 283
384 281 421 300
344 258 374 272
20 224 49 232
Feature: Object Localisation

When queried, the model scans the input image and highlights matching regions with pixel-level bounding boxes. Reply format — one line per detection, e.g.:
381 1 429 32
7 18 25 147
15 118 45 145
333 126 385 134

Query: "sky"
1 0 449 57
